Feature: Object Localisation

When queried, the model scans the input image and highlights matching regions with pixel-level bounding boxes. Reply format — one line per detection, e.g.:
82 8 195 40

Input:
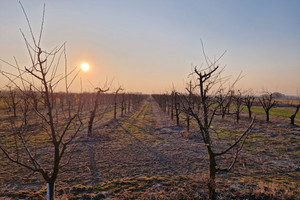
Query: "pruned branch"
215 118 255 156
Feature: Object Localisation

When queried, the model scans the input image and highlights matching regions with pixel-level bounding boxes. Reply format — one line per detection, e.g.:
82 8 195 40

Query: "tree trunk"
88 90 101 136
247 106 252 118
291 115 295 125
186 115 190 132
221 109 226 119
47 181 55 200
171 93 174 120
88 110 95 135
266 110 269 122
175 93 179 126
208 152 217 200
236 112 240 123
227 103 231 114
13 106 17 117
121 102 124 117
114 102 117 120
290 105 299 125
176 108 179 126
128 100 131 112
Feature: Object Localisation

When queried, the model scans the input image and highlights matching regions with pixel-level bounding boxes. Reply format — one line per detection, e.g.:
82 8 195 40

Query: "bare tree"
226 90 234 114
259 93 276 122
28 85 39 111
233 90 243 123
186 81 193 132
121 93 125 117
174 92 181 126
170 91 174 120
127 93 131 113
215 89 233 119
152 93 168 113
182 45 255 199
290 97 300 125
4 86 19 117
185 65 254 199
58 92 65 111
19 91 31 126
113 86 123 120
166 93 171 116
243 94 255 119
87 87 109 136
0 4 82 200
290 105 300 125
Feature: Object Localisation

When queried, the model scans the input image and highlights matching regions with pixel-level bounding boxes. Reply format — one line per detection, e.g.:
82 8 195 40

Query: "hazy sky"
1 0 299 95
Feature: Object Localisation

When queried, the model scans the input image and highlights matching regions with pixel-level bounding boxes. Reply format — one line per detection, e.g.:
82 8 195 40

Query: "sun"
80 62 89 72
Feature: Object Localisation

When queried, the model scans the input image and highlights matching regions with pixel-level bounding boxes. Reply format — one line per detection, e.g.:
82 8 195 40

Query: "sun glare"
81 62 89 72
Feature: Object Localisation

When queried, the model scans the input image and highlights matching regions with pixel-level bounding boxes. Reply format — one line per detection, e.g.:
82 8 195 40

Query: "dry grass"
0 97 299 199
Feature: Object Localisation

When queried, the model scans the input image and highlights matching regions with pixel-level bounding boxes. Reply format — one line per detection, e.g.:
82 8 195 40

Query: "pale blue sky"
0 0 299 95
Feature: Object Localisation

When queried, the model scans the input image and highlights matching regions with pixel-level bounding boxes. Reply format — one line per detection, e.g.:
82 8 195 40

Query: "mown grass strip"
251 106 300 118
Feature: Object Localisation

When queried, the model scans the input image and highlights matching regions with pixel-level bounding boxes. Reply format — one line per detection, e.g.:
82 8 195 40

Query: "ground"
0 96 299 199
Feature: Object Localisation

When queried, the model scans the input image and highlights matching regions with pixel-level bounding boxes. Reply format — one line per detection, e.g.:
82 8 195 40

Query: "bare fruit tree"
290 105 299 125
87 87 109 136
113 86 123 120
243 93 255 119
4 86 19 117
0 4 82 200
259 93 276 122
186 80 194 132
183 46 255 199
174 91 181 126
216 89 233 119
170 91 174 120
290 96 300 125
233 90 244 123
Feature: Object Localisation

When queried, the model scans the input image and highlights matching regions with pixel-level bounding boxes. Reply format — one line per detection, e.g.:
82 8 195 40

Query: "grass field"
251 106 300 119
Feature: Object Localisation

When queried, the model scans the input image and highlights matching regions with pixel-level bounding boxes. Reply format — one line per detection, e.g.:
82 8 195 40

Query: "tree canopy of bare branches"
259 93 276 122
0 4 83 199
181 45 255 199
243 94 255 119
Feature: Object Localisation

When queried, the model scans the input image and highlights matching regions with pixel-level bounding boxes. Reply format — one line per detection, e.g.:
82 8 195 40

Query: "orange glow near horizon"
80 62 89 72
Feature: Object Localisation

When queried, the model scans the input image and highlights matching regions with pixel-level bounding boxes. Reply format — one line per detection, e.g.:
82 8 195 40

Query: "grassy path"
85 97 206 182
